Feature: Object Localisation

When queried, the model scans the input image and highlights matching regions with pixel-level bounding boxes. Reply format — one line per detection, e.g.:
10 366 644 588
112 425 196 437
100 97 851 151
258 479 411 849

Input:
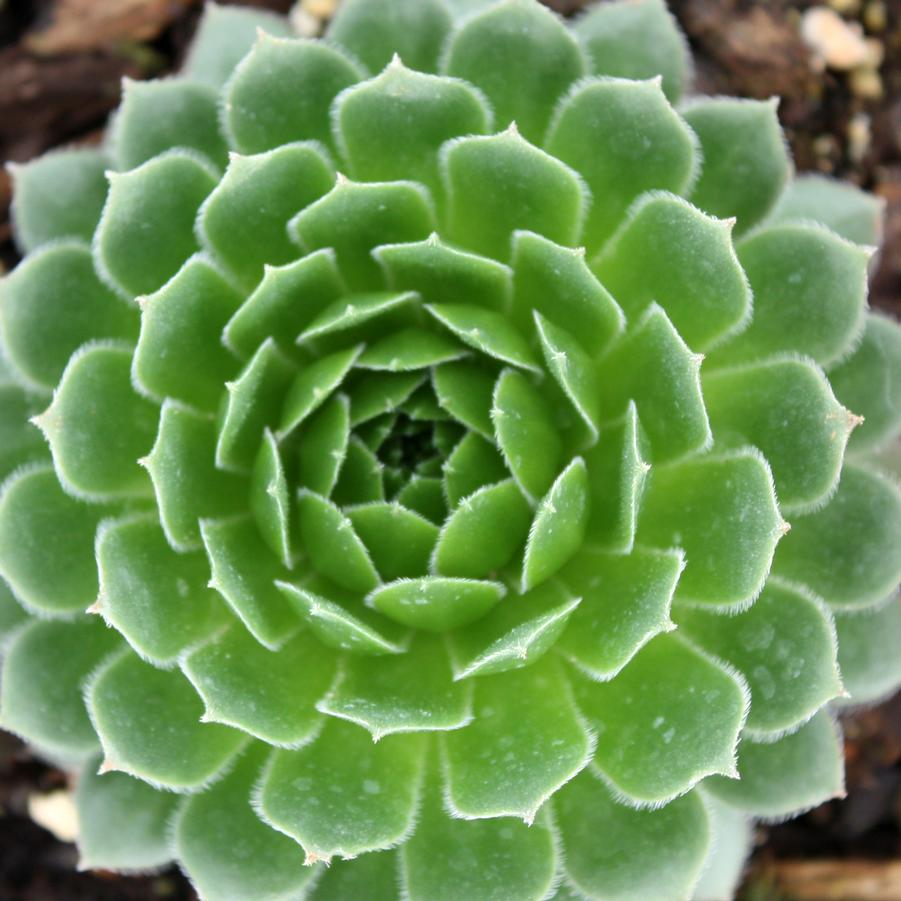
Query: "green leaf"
449 579 580 680
677 578 842 738
443 0 585 143
308 851 399 900
0 241 137 392
298 291 417 351
318 633 471 739
183 622 336 748
276 579 408 655
95 150 217 297
297 393 350 496
198 142 335 290
0 383 45 480
77 759 179 871
96 513 227 667
9 148 108 253
432 360 497 438
144 401 246 551
296 489 380 592
443 656 592 821
133 254 242 412
546 77 697 252
769 173 885 247
557 546 682 680
715 223 869 367
291 178 435 290
703 356 852 511
223 250 344 360
225 33 362 155
522 457 589 591
582 401 649 551
443 128 586 260
347 502 439 581
572 633 748 804
432 479 532 579
201 516 299 649
773 463 901 610
258 720 425 862
368 577 506 632
334 60 489 205
249 430 292 567
1 617 119 758
829 313 901 453
704 710 844 819
375 234 511 313
692 797 754 901
349 370 426 426
637 450 784 608
88 649 246 790
683 97 789 233
555 770 709 901
401 757 557 901
0 464 104 616
443 431 508 508
35 343 157 500
574 0 690 102
278 344 361 439
592 192 750 352
328 0 451 74
183 3 292 88
332 437 384 505
174 744 313 901
0 580 27 642
357 328 467 371
397 475 447 524
834 597 901 705
110 77 228 171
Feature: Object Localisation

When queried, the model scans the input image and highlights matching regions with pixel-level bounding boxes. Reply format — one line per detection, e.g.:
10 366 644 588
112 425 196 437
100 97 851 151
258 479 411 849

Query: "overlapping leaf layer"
1 1 900 899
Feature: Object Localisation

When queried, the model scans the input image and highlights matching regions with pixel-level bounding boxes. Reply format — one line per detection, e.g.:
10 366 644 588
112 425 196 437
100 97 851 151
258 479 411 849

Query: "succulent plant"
2 0 901 898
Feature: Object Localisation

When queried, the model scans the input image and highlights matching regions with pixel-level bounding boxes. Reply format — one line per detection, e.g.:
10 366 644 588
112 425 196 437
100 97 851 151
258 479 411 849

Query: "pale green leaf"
347 502 439 581
249 431 292 567
308 850 399 901
834 596 901 705
297 393 350 497
357 328 467 371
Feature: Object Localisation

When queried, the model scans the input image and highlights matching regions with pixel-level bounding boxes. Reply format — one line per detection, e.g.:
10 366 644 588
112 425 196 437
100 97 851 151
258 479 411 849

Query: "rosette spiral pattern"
2 1 901 898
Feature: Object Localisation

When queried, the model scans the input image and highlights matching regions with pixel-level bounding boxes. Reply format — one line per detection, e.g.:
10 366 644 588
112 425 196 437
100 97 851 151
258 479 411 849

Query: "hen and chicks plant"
1 0 901 899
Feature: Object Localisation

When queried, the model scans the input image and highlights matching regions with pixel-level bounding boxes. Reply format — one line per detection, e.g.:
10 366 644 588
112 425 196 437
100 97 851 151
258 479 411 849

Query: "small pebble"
801 7 871 70
28 789 79 843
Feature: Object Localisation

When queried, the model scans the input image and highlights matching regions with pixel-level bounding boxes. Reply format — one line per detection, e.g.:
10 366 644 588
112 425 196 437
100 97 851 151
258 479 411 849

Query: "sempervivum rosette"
1 1 901 899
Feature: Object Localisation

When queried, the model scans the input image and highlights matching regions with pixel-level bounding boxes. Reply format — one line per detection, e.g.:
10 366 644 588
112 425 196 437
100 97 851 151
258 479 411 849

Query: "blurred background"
0 1 899 898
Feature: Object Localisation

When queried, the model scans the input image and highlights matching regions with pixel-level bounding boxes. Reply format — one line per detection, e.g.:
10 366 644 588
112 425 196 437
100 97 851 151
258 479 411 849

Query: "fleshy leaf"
259 719 425 862
308 851 399 900
318 633 471 739
0 464 104 616
36 343 157 500
443 431 508 508
110 77 228 171
225 33 362 155
677 578 842 738
297 393 350 496
592 192 750 352
349 371 426 426
96 514 226 668
574 0 690 102
201 517 299 649
398 477 447 524
557 546 682 680
432 360 496 438
357 328 467 372
443 0 585 143
683 97 789 233
347 502 439 581
704 710 844 819
0 241 137 392
834 597 901 705
145 401 245 551
291 178 435 290
199 142 335 290
368 577 506 632
174 744 313 901
88 649 245 790
332 436 384 505
546 78 696 251
432 479 532 579
692 797 754 901
555 770 709 901
9 148 109 253
772 463 901 610
183 622 336 748
133 254 242 412
0 581 27 642
0 383 45 480
572 633 748 804
95 150 217 297
522 457 589 591
298 291 417 349
637 450 783 608
1 617 119 758
77 759 179 871
250 431 292 567
442 655 592 821
703 356 852 511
